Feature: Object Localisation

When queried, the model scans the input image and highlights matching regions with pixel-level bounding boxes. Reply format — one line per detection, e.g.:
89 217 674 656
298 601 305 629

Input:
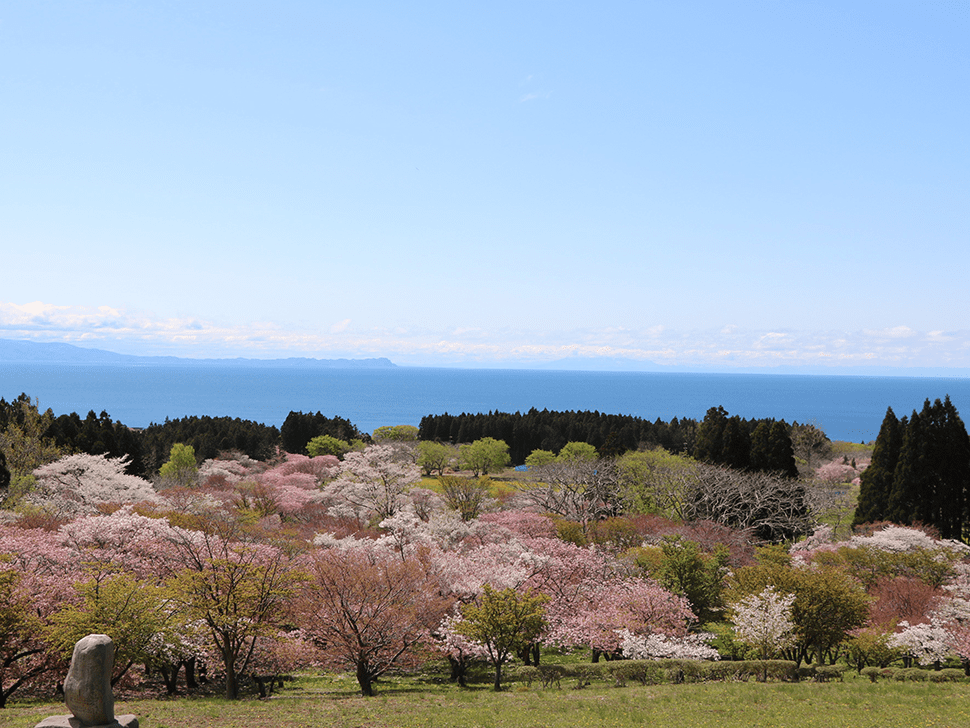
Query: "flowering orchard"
3 438 970 704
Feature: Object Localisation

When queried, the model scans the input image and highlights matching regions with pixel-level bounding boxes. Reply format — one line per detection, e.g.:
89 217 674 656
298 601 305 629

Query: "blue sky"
2 1 968 370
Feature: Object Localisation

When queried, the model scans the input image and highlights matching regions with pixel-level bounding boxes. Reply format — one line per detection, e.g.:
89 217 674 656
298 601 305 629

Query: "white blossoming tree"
31 453 159 515
730 586 796 661
888 619 952 667
321 445 420 524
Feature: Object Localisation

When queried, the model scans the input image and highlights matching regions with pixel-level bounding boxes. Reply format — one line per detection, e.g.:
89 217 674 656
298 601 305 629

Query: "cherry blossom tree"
0 565 61 708
889 619 952 667
165 520 303 699
31 453 159 516
477 511 558 540
546 577 696 658
321 445 420 524
815 460 861 484
729 586 796 661
294 547 450 696
618 630 719 661
867 576 944 629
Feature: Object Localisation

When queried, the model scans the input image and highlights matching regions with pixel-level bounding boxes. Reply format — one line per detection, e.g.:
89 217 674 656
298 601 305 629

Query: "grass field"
6 669 970 728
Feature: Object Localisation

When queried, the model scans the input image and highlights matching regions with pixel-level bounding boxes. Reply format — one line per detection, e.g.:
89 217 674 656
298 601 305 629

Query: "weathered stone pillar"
35 634 138 728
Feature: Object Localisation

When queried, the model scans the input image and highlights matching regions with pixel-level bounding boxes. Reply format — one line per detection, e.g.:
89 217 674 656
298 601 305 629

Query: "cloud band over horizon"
2 301 969 371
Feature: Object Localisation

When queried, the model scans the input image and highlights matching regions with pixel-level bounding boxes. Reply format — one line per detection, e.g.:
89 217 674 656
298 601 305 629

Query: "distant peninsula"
0 339 397 369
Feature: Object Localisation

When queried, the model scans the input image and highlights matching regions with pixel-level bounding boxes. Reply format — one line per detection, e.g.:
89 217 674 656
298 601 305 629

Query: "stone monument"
35 634 138 728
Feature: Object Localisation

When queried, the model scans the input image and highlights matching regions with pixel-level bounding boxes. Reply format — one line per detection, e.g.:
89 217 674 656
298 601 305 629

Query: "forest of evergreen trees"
854 396 970 541
418 406 799 473
0 393 807 479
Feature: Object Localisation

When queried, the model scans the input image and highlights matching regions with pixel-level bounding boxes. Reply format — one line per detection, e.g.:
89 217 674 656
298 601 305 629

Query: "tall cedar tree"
886 397 970 541
854 407 903 527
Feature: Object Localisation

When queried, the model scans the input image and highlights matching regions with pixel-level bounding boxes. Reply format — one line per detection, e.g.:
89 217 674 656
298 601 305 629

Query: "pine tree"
923 396 970 540
887 410 925 527
695 406 728 464
885 397 970 541
750 421 798 478
719 416 750 470
854 407 903 527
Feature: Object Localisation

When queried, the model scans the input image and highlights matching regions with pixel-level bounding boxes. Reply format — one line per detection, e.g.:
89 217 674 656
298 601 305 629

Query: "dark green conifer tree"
885 397 970 541
720 416 751 470
749 420 798 477
854 407 902 527
694 406 728 463
887 410 925 527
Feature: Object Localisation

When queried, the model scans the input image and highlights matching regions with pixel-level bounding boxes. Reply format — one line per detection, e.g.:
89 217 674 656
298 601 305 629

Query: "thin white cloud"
3 300 970 370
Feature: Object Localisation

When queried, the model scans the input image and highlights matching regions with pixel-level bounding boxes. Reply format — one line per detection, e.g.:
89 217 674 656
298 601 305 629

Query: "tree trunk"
493 662 503 692
447 656 467 687
253 675 268 699
356 662 375 697
185 658 199 689
225 668 239 700
159 663 181 695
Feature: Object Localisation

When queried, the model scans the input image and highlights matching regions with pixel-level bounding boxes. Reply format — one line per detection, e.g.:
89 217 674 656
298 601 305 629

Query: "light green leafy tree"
455 585 548 691
371 425 419 443
524 449 556 468
306 434 352 460
458 438 510 476
47 571 188 686
416 441 453 476
158 443 198 487
557 441 598 462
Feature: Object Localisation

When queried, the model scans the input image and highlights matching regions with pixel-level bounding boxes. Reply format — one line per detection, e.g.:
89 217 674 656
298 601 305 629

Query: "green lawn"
7 671 970 728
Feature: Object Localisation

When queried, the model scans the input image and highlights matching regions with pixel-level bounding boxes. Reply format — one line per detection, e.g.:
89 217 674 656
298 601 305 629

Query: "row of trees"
417 409 700 463
0 395 282 483
2 393 822 493
417 407 804 474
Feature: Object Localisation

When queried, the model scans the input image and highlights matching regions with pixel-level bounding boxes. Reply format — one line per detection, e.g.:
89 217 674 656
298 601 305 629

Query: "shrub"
904 668 929 682
706 661 746 682
536 665 566 689
562 663 604 689
513 666 539 687
762 660 799 682
813 664 847 682
606 661 666 687
861 666 882 683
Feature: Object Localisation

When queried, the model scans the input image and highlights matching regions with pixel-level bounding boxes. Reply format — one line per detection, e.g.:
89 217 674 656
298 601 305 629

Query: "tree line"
419 407 799 475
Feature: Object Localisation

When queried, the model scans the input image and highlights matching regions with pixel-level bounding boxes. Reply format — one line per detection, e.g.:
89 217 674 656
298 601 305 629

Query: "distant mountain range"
0 339 396 369
2 338 968 377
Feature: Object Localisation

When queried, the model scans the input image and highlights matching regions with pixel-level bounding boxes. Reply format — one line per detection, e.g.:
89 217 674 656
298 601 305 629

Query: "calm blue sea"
2 364 970 443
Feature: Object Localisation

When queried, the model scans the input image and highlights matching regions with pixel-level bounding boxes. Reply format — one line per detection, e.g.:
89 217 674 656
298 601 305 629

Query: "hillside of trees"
1 391 970 706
